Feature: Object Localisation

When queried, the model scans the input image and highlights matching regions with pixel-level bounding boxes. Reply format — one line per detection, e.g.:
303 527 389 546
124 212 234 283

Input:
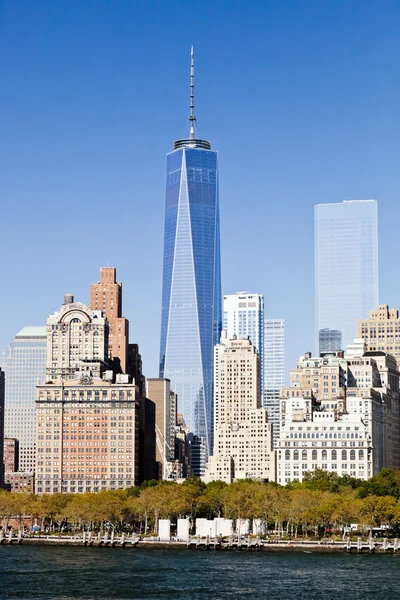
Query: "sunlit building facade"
159 51 221 464
315 200 378 354
204 338 275 484
264 319 285 446
35 297 139 495
223 292 264 390
1 327 47 473
277 350 400 485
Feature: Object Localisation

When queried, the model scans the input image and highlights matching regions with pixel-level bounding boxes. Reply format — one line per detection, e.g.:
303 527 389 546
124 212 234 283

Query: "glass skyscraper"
1 326 47 473
315 200 378 354
223 292 264 392
159 49 221 460
264 319 285 447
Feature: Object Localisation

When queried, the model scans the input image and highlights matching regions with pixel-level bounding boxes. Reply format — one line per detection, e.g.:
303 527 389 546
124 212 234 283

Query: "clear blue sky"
1 0 400 378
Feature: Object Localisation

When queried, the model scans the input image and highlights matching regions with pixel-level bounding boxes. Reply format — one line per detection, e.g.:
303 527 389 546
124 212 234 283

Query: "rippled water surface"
1 545 399 599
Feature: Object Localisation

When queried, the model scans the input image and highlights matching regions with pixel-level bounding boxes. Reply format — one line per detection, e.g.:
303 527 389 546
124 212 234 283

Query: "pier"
1 528 400 554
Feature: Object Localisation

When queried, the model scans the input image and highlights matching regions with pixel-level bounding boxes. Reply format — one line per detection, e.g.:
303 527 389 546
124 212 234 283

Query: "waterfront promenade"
1 529 399 554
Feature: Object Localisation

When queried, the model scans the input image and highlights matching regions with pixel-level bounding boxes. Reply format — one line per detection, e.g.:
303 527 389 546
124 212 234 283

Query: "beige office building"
146 378 177 479
204 337 275 484
35 297 139 495
358 304 400 366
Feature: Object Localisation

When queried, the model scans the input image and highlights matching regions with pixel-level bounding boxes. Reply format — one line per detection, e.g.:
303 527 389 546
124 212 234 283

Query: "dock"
1 530 399 554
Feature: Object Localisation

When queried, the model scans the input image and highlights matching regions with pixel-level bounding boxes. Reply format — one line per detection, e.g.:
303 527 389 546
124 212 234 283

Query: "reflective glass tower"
315 200 378 354
1 326 47 473
264 319 285 447
160 49 222 459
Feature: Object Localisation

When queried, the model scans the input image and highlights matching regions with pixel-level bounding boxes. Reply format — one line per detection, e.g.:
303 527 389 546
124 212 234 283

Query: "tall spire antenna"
189 46 196 139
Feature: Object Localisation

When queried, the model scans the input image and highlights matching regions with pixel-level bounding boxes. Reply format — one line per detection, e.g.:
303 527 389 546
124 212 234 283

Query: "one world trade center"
159 49 222 460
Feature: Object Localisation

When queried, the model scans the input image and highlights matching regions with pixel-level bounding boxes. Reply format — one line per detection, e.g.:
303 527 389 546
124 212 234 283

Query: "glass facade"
160 144 221 457
223 292 264 394
319 328 342 354
315 200 378 354
1 327 47 473
264 319 285 447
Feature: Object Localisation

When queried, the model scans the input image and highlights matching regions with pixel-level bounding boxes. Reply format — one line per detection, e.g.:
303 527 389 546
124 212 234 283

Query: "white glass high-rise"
315 200 378 354
264 319 285 447
223 292 264 377
1 327 47 473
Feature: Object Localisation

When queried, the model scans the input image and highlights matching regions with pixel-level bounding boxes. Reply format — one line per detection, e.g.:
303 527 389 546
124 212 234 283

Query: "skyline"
1 1 400 379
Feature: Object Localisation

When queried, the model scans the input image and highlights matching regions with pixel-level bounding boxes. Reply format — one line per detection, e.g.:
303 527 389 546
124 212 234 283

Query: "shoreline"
1 537 397 554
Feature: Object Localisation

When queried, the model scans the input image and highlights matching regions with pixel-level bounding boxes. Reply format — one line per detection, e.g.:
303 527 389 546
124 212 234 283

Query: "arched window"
312 450 317 460
332 450 337 460
71 318 80 323
350 450 355 460
322 449 327 460
285 450 290 460
293 450 299 461
342 450 347 460
302 450 307 460
359 450 364 460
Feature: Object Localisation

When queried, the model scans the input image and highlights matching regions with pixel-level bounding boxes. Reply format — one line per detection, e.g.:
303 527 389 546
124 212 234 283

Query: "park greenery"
2 469 400 537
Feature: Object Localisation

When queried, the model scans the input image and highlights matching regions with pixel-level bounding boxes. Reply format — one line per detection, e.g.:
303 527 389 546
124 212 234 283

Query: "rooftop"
15 326 47 339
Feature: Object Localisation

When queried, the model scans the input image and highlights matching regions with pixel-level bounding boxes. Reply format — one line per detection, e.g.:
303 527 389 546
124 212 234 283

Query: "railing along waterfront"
1 530 400 554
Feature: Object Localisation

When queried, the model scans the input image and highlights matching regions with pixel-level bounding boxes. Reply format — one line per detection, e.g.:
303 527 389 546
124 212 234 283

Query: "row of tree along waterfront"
2 469 400 537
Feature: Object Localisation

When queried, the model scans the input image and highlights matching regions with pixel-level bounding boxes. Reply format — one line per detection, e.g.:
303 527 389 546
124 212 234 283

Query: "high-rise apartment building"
223 292 264 361
264 319 285 446
205 338 275 484
35 296 139 494
358 305 400 367
315 200 378 354
1 327 46 473
277 350 400 484
90 268 129 373
0 369 4 486
159 49 222 463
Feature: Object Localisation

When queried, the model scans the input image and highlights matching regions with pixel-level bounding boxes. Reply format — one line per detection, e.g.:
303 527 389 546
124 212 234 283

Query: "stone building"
3 438 18 473
35 296 139 494
204 337 275 484
277 350 400 485
358 304 400 367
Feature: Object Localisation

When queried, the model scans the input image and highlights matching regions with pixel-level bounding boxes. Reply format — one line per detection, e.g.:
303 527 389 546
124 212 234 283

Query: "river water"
0 545 399 599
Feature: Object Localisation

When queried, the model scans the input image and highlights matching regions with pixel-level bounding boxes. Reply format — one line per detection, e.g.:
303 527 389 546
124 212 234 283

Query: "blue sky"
1 0 400 377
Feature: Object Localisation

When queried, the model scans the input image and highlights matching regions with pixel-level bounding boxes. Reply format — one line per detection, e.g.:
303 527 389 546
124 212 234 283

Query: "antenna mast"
189 46 196 139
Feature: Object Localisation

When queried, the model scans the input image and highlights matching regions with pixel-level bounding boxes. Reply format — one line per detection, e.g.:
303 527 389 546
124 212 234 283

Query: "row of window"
283 449 364 460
